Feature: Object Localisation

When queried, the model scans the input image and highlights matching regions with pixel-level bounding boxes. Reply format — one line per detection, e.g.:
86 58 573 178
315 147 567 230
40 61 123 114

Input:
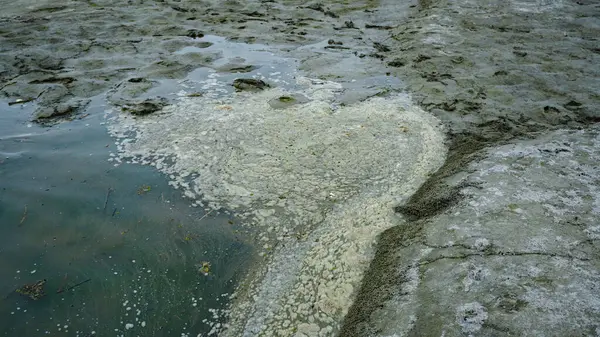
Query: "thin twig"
57 278 91 294
103 188 112 211
8 97 35 106
198 209 214 222
19 205 27 226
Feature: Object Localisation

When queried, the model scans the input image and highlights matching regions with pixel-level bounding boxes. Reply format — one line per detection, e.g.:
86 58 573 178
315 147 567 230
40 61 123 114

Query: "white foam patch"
107 76 446 336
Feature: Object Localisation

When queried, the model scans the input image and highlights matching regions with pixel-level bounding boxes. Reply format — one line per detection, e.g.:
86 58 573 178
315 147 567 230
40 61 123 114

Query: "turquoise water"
0 99 254 336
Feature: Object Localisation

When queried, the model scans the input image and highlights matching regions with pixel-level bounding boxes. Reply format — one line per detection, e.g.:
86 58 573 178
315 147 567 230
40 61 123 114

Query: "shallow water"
0 33 409 336
0 34 302 336
0 98 255 336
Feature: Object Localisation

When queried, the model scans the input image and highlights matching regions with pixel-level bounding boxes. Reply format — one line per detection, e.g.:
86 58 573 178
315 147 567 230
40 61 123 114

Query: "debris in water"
19 205 27 226
8 97 35 106
198 262 211 276
137 185 152 195
103 187 112 211
56 278 91 294
16 279 46 300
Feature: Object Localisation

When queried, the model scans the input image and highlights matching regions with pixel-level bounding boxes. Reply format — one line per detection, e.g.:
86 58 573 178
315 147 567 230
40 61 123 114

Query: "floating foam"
108 76 447 336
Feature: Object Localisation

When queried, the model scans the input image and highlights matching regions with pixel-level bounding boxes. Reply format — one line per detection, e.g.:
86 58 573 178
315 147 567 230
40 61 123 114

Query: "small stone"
388 59 406 67
33 98 91 125
373 42 390 52
122 97 169 116
232 78 270 92
186 30 204 39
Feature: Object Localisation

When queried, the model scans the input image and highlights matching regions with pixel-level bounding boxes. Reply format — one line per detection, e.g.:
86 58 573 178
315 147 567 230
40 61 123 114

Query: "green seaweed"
278 96 295 103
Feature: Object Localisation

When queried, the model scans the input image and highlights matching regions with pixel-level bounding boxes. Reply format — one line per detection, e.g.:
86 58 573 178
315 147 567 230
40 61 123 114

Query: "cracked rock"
121 97 169 116
33 97 91 125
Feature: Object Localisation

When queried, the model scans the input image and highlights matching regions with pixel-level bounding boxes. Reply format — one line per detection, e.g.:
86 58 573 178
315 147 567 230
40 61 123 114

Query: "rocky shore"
1 0 599 336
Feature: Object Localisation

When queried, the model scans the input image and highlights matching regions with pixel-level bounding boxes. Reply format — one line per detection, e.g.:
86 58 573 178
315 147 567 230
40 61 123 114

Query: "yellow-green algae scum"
108 76 447 336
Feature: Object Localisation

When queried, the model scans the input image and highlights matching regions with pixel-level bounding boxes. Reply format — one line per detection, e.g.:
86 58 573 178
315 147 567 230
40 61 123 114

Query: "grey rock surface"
346 127 600 336
33 97 90 125
120 97 169 116
339 0 600 336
